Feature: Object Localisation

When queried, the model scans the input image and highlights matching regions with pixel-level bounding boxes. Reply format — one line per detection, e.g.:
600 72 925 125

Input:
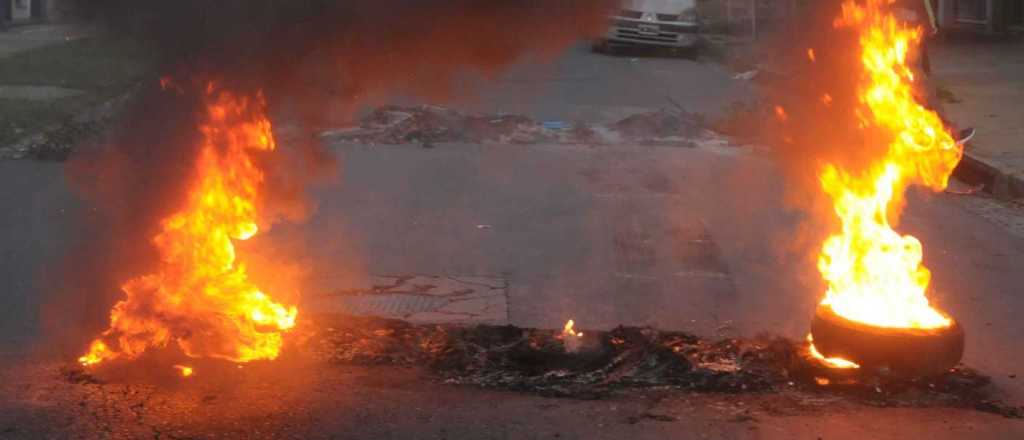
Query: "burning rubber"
803 1 972 379
810 305 964 377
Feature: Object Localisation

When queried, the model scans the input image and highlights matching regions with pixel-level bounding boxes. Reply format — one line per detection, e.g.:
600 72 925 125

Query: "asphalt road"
2 44 1024 438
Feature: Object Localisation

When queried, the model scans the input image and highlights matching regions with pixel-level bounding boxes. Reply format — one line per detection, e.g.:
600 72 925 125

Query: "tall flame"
79 84 298 367
816 0 962 329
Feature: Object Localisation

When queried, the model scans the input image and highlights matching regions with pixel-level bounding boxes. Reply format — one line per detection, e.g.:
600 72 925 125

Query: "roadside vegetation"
0 37 155 147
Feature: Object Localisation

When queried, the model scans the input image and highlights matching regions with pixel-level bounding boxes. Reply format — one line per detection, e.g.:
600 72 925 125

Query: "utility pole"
751 0 758 40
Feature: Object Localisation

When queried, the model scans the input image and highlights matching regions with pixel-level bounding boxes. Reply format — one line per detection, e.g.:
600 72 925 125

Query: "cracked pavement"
306 275 509 324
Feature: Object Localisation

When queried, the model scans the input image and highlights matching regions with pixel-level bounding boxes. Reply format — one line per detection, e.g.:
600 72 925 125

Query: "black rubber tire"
810 304 964 377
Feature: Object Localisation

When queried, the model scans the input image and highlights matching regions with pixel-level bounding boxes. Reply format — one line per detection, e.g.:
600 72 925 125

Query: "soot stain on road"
2 317 1020 439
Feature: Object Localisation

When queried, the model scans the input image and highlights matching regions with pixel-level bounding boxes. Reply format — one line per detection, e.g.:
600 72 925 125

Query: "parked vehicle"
594 0 702 52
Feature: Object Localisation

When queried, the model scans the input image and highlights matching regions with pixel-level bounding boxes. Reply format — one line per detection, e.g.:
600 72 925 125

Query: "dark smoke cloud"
721 1 939 227
751 1 940 191
69 0 617 125
751 2 873 185
705 2 946 323
44 0 617 356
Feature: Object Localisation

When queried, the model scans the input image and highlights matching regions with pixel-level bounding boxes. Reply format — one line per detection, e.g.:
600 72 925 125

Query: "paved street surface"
1 359 1020 440
2 45 1024 438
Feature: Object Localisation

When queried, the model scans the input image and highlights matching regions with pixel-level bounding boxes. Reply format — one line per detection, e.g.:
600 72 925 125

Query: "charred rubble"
303 316 1021 418
319 105 710 147
57 316 1022 419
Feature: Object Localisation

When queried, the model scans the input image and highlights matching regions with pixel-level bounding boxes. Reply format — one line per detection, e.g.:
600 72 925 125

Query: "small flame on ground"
563 319 583 338
174 365 194 377
806 335 860 369
561 319 584 353
807 48 816 62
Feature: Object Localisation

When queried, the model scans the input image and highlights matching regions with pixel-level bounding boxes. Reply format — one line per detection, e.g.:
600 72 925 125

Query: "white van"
596 0 702 51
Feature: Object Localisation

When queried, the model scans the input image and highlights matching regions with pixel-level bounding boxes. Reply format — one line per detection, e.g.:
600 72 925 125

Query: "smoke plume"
45 0 616 356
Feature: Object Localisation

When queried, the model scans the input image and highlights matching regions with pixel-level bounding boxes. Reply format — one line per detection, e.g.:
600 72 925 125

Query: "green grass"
0 93 121 147
0 37 155 148
0 37 155 89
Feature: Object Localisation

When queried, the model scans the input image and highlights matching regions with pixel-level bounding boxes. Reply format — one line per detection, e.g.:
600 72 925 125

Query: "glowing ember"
816 0 961 330
807 334 860 369
563 319 583 338
560 319 584 353
807 48 817 62
174 365 195 377
79 83 298 368
774 105 789 122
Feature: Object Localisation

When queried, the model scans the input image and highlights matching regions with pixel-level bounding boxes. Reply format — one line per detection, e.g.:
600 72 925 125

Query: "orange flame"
560 319 584 353
174 365 194 377
79 85 298 368
806 335 859 369
562 319 583 338
816 0 961 330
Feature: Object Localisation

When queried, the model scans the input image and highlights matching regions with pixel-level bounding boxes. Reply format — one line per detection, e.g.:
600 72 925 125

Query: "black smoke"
44 0 616 357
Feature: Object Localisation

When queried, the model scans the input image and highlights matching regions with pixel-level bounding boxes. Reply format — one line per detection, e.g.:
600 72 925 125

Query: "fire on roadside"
78 82 298 369
806 334 859 369
813 0 961 344
560 319 584 353
562 319 583 339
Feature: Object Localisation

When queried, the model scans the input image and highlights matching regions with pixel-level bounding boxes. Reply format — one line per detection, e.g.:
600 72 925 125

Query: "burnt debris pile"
307 316 1020 418
312 318 791 397
320 105 710 147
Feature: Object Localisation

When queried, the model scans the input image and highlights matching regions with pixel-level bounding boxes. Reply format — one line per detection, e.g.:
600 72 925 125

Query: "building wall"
11 0 31 20
696 0 800 35
3 0 59 24
930 0 1023 32
48 0 61 19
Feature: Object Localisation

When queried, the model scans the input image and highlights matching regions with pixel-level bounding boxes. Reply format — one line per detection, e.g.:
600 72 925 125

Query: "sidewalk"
932 36 1024 198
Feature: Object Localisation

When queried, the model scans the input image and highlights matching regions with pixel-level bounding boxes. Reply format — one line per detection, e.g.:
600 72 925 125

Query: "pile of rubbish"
312 317 791 398
0 119 106 162
307 315 1020 417
320 105 710 147
1 89 134 162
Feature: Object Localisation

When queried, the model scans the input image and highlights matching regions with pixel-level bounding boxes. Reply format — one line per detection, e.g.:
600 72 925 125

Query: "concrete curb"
954 151 1024 199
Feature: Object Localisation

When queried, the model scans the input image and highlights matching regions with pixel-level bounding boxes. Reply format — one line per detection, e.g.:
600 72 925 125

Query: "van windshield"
622 0 697 14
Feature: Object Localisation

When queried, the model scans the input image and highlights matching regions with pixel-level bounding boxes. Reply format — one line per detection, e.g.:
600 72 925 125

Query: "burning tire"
810 305 964 377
